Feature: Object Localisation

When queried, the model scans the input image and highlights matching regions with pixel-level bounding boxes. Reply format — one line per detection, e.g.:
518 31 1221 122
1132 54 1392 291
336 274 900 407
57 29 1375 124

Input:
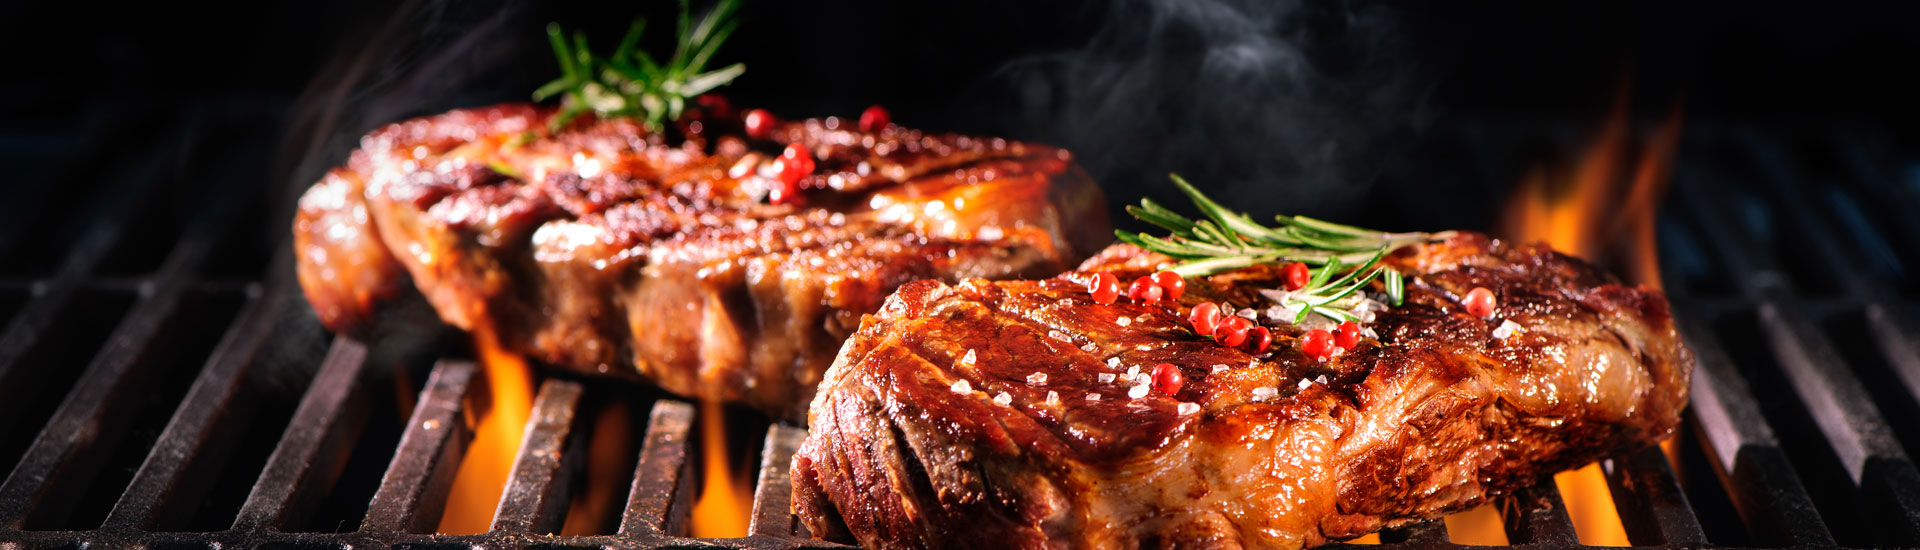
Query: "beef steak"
294 103 1107 419
791 233 1692 549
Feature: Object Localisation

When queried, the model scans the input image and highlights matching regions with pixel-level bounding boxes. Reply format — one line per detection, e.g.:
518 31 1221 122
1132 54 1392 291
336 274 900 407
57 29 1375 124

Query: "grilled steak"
791 233 1692 549
293 103 1107 419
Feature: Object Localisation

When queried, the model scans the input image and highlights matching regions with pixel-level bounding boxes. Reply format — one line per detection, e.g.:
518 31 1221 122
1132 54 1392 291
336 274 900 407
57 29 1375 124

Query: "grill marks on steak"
294 103 1106 419
791 233 1693 549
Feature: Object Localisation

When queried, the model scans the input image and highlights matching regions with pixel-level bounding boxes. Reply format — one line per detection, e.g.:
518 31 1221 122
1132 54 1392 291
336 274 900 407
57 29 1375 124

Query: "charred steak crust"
293 103 1108 419
791 233 1693 549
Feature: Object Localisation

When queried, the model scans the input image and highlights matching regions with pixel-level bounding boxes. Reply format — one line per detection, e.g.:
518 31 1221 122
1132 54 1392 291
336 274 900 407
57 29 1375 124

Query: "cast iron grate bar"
1502 481 1579 546
102 283 276 530
621 400 695 537
362 359 476 534
233 337 372 531
491 379 584 535
1602 446 1707 546
750 424 807 539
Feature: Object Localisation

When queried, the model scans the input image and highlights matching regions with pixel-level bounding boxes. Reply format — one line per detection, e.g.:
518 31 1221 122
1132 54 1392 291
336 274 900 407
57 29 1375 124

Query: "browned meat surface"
791 233 1692 549
293 103 1107 419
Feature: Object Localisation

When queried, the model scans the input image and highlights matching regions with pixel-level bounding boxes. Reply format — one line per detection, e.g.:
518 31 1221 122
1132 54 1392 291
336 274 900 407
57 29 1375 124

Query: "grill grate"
3 103 1920 549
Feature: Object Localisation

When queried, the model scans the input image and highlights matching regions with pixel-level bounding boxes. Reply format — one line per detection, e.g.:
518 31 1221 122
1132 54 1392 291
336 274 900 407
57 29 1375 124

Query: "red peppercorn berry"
1151 363 1184 396
744 109 775 139
1127 276 1163 303
1334 321 1362 349
859 105 891 132
1087 272 1120 305
1188 302 1221 336
1463 287 1497 318
778 143 815 185
1245 326 1272 354
1215 316 1252 347
1283 262 1311 291
1152 270 1185 300
1300 328 1334 359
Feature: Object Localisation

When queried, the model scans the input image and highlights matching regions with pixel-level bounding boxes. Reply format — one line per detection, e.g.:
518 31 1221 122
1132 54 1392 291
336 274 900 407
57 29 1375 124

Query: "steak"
293 103 1108 419
790 232 1693 549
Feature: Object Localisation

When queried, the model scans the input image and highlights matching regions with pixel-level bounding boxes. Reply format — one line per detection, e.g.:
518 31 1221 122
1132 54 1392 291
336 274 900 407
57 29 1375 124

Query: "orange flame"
437 325 536 534
1496 85 1683 547
689 399 754 537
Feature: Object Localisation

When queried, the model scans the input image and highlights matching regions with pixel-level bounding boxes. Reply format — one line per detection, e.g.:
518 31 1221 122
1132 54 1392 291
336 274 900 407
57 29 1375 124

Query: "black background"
4 0 1918 232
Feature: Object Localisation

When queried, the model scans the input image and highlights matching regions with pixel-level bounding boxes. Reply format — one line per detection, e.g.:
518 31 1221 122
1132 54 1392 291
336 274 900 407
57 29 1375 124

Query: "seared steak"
791 233 1692 549
293 103 1107 419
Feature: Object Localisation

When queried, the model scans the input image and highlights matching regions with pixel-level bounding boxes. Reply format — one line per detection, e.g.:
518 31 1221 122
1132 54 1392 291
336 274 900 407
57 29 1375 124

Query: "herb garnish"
1116 174 1445 322
534 0 745 132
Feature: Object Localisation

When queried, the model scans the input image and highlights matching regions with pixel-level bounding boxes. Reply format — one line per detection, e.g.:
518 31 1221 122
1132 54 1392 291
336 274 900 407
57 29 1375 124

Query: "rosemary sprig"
1116 174 1446 321
534 0 746 132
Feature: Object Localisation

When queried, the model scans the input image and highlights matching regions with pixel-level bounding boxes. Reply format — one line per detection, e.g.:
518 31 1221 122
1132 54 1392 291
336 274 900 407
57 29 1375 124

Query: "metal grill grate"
3 103 1920 549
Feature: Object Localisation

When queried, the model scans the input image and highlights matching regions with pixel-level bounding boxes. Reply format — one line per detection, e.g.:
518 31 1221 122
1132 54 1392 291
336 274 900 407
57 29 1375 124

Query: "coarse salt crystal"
1493 320 1524 340
950 380 971 394
1315 374 1328 384
1238 308 1258 319
1297 378 1314 390
1027 372 1049 385
1081 343 1097 353
993 392 1012 406
1116 316 1132 326
1211 364 1229 374
1086 393 1102 401
1098 373 1117 384
1126 365 1141 378
960 349 977 366
1135 344 1153 351
1128 384 1150 399
1046 390 1060 404
1251 386 1278 401
1177 402 1201 415
1330 346 1346 357
1107 357 1122 367
1048 330 1071 342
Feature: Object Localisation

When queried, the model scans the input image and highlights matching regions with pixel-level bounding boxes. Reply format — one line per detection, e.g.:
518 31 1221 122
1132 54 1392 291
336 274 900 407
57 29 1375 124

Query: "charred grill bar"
3 104 1920 550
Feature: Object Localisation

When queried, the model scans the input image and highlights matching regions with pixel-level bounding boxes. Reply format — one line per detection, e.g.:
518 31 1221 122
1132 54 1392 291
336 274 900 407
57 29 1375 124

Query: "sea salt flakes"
1081 343 1097 353
950 379 972 394
1086 393 1102 401
1493 320 1524 340
1098 373 1117 384
1106 357 1121 368
993 392 1013 406
1177 402 1201 415
1046 391 1060 405
960 349 977 366
1210 364 1229 374
1048 330 1071 342
1027 372 1049 386
1251 386 1278 401
1127 383 1151 399
1116 316 1132 327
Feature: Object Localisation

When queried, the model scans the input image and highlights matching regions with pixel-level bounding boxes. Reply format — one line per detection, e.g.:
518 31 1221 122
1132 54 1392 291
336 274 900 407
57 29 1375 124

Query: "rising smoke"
993 0 1442 225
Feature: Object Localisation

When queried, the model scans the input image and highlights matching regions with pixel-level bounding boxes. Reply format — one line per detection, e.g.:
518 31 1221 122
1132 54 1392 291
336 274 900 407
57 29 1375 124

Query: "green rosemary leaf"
1125 173 1441 326
537 1 744 132
1384 269 1405 306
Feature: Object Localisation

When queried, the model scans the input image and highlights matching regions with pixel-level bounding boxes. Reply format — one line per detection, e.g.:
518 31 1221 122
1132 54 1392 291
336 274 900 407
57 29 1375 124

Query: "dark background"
3 0 1918 233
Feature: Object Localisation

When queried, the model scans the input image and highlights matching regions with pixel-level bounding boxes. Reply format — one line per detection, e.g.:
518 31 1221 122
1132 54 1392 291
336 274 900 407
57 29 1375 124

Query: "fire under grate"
3 103 1920 549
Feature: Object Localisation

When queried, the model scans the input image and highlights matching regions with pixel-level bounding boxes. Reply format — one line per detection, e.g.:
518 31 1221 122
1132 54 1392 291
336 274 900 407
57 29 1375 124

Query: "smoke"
993 0 1441 224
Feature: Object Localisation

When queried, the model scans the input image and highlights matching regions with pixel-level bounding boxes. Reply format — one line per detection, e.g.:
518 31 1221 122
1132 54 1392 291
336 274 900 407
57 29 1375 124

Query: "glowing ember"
437 324 535 534
689 399 753 537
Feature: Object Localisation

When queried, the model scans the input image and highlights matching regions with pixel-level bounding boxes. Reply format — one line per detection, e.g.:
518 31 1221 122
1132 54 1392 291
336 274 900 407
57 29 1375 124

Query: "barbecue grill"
4 100 1919 550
